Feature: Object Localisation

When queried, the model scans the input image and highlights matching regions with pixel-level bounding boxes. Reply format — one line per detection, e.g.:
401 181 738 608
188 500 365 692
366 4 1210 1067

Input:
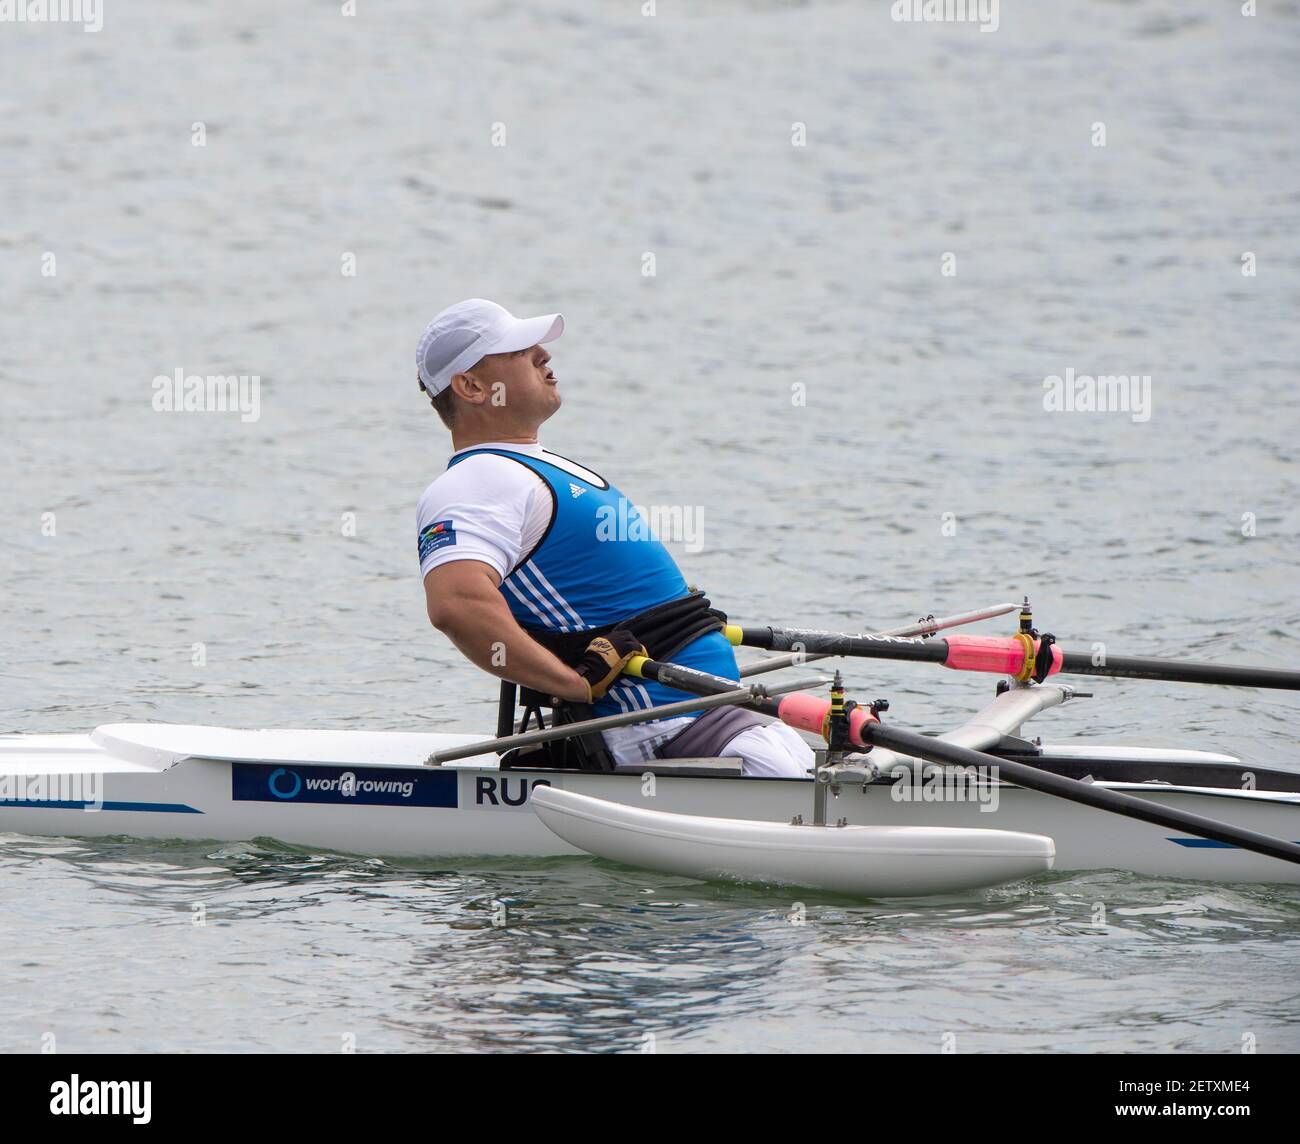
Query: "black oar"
737 601 1018 678
866 723 1300 868
629 656 1300 869
1053 649 1300 689
727 623 1300 691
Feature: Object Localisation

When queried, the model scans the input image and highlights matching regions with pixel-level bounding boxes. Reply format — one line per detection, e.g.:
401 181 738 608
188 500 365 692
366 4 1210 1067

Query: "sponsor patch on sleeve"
418 519 457 562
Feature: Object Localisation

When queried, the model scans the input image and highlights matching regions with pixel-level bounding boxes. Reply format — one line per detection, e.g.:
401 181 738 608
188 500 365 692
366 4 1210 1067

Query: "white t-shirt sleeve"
416 454 551 580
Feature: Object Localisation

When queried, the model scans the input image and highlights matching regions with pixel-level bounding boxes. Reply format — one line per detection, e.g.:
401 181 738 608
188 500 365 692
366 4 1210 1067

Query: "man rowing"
414 298 812 778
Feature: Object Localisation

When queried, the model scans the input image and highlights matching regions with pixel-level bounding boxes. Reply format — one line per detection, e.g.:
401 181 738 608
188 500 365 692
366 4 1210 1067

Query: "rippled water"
2 1 1299 1052
3 836 1297 1054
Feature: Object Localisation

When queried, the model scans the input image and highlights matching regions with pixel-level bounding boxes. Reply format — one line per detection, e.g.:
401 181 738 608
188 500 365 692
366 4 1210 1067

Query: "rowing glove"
575 629 647 702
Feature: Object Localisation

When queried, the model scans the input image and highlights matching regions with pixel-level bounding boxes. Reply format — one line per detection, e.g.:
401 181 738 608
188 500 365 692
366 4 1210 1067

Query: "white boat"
3 683 1297 886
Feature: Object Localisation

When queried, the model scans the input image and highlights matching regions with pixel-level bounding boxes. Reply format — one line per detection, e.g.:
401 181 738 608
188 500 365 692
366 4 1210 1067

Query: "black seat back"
496 681 616 772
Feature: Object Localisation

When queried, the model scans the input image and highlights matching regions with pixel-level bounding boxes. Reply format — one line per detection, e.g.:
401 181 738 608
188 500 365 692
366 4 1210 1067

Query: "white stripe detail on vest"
523 560 585 630
512 564 571 631
504 576 558 630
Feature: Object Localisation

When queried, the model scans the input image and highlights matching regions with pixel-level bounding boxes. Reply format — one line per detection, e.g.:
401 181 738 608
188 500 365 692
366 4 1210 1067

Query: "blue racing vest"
446 448 738 717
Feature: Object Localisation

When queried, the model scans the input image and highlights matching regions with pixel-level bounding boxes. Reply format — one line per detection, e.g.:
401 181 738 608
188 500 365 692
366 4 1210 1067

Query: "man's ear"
449 371 487 405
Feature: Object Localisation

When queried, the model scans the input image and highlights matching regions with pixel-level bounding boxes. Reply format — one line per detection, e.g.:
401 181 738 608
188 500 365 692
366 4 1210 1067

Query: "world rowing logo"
267 768 302 799
234 762 454 808
266 768 414 800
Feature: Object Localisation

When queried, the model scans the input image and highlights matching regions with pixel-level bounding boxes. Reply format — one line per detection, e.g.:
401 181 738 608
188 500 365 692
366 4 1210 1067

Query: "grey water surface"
1 1 1297 1052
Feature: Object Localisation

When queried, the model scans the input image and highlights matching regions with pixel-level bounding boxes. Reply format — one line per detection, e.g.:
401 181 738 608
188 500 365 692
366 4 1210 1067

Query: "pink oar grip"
775 693 877 747
944 635 1063 677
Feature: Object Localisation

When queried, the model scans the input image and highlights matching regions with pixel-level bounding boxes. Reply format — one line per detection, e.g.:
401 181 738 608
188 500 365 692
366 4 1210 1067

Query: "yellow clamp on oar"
822 674 846 742
624 654 650 678
1012 631 1037 682
722 624 743 646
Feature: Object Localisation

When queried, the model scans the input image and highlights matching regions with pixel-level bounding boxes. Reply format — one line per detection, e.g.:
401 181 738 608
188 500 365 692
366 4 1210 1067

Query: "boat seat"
494 683 745 777
612 757 746 778
498 682 619 771
502 744 745 778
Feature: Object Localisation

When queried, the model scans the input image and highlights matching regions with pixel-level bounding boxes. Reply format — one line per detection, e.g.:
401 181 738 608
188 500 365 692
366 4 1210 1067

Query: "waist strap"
655 704 764 760
523 590 725 666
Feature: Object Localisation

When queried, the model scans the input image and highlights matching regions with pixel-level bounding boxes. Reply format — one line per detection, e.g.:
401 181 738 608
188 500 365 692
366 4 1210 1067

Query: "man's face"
465 343 559 422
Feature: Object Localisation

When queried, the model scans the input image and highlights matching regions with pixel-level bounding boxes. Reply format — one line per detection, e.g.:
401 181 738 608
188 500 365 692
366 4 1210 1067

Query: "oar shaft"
733 625 1300 691
865 723 1300 868
734 625 950 664
737 601 1018 678
630 656 784 719
1058 650 1300 690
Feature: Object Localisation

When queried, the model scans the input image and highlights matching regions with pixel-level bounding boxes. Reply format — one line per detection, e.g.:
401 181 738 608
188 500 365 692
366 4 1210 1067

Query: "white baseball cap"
416 298 564 397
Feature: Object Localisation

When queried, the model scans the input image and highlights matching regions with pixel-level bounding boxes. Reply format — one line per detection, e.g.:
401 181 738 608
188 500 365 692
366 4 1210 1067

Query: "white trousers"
720 721 815 778
602 717 813 779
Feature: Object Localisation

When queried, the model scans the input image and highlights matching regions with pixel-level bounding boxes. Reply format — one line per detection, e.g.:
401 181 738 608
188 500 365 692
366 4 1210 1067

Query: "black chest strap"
521 590 725 666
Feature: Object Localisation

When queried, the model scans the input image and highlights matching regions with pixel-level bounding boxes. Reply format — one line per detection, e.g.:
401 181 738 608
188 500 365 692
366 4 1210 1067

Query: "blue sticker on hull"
232 763 457 808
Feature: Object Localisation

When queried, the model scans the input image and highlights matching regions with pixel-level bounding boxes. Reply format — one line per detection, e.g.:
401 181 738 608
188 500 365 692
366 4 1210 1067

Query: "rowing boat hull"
1 727 1297 885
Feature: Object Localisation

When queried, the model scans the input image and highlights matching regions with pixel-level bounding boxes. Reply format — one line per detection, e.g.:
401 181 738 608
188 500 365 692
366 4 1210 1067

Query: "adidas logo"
569 483 587 499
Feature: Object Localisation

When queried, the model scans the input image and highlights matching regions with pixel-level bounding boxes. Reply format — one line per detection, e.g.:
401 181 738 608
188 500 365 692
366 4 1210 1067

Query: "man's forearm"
436 597 588 702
